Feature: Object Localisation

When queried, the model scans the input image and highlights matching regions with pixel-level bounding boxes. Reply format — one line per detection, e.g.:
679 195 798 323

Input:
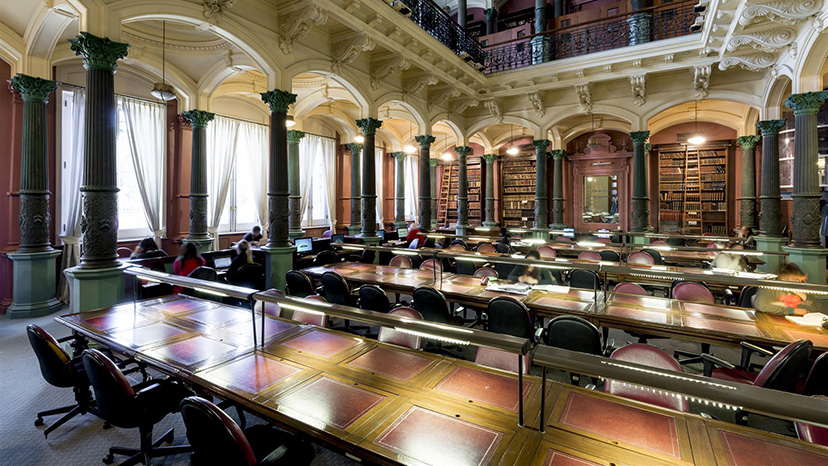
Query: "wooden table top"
56 295 828 465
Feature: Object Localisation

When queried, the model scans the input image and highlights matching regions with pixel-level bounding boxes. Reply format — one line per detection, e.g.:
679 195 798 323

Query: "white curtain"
206 116 240 250
58 89 86 303
120 96 166 246
404 154 419 222
375 148 384 228
298 134 323 221
320 137 337 229
237 121 268 237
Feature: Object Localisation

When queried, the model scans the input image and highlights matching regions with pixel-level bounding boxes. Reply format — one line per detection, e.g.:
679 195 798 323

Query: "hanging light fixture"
404 120 417 154
506 124 519 155
687 100 706 145
151 21 177 101
354 135 365 143
285 114 296 128
441 133 453 161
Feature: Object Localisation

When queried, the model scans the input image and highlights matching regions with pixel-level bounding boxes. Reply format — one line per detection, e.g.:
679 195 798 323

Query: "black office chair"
599 250 621 262
449 239 468 250
82 349 194 465
544 316 611 385
188 266 218 282
495 242 513 254
802 352 828 396
412 286 462 325
455 260 477 276
666 237 686 247
233 263 265 290
358 250 376 264
486 296 533 340
285 270 314 298
738 286 759 308
357 284 391 313
570 269 600 290
313 250 337 265
641 248 664 265
320 272 354 306
180 397 314 466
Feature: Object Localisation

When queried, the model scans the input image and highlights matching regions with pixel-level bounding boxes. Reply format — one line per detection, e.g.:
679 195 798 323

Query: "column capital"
429 158 441 167
182 109 215 129
483 153 498 163
455 146 472 156
69 32 129 71
737 135 761 149
532 139 550 153
286 130 306 143
550 149 566 160
629 131 650 144
484 7 497 17
346 143 363 155
756 119 786 135
10 74 56 102
260 89 296 113
391 151 407 160
415 134 436 148
785 91 828 115
356 118 383 135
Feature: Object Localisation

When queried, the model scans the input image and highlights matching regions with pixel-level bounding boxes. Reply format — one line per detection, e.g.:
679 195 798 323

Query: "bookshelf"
437 158 482 226
501 156 536 228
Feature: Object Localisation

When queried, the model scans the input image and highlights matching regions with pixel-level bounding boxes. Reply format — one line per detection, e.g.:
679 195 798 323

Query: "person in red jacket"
405 223 422 245
173 242 205 293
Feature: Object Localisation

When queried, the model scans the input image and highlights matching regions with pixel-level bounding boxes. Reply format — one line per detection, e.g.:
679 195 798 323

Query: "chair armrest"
702 353 735 377
534 327 546 345
739 341 773 369
603 338 615 357
723 288 734 306
133 379 162 394
57 335 75 343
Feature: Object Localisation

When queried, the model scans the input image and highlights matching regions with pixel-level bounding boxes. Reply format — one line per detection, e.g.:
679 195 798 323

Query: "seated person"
130 237 165 259
711 243 749 272
173 242 205 293
405 223 422 244
507 249 557 285
737 225 756 249
227 240 253 283
242 225 264 244
754 263 826 315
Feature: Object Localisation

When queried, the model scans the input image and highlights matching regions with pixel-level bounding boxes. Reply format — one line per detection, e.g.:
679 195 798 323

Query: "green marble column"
287 130 305 239
357 118 383 242
628 0 652 45
392 152 407 229
736 135 760 229
630 131 651 232
554 0 563 17
458 0 467 28
532 0 549 63
261 89 297 292
182 109 215 252
416 135 436 231
533 140 550 236
430 158 440 229
8 74 61 318
482 154 497 227
550 149 566 228
484 8 497 35
455 146 472 235
755 119 787 274
346 143 362 235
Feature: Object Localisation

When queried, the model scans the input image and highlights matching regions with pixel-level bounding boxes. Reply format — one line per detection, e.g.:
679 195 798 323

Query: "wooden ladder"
437 163 454 226
683 148 702 234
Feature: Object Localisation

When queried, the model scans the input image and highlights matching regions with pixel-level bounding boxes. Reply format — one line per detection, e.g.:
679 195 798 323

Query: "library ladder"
683 148 702 234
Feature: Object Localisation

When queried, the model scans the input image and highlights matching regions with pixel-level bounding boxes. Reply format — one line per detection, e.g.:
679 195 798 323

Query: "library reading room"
5 0 828 465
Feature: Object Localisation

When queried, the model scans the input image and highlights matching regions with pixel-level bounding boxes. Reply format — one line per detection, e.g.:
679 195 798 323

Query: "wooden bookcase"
437 158 482 227
500 156 536 228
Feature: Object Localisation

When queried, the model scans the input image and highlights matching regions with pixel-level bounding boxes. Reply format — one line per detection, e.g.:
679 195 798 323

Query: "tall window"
403 154 419 221
303 163 330 227
217 119 267 233
299 134 335 228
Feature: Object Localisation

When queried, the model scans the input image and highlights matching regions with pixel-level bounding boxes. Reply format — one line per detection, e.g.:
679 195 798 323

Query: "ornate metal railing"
483 2 698 74
394 0 485 67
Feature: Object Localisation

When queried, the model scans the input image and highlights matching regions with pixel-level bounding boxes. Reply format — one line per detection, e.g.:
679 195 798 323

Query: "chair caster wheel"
102 454 114 464
34 417 44 427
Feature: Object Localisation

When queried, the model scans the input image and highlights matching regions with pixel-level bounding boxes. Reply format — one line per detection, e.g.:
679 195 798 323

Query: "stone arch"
298 106 358 141
793 25 828 93
0 22 24 74
763 74 792 120
285 59 370 116
540 103 636 135
466 115 541 140
375 92 428 132
561 121 633 145
639 91 762 125
23 0 82 76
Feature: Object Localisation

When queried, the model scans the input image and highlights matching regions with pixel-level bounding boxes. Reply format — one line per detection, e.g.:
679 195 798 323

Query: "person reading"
754 263 826 316
242 226 263 244
131 237 164 259
507 249 557 285
227 240 253 283
405 223 422 244
173 243 205 294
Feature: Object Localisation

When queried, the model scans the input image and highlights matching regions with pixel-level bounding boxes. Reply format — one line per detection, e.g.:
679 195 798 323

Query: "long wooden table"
57 295 828 465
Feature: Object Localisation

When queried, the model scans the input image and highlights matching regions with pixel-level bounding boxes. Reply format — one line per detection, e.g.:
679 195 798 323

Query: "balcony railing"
482 2 699 74
394 0 486 67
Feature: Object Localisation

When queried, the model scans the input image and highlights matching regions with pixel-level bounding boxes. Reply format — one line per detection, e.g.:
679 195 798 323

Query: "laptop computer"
331 234 345 244
295 238 313 255
213 256 232 270
397 227 408 239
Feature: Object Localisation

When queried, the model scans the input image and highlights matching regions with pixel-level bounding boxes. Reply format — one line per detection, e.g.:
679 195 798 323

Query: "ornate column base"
631 197 650 233
361 236 381 246
482 220 497 228
531 227 550 240
738 197 757 228
63 263 129 313
790 195 822 249
455 224 470 236
550 199 565 229
288 196 304 239
288 229 305 240
754 236 787 274
759 197 782 237
186 237 214 254
8 250 62 318
263 246 295 292
783 246 828 284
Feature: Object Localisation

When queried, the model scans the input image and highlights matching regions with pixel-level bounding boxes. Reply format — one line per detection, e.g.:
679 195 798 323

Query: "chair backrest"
666 237 686 247
188 266 219 282
285 270 314 298
449 240 468 250
313 250 337 265
473 267 499 278
537 246 556 259
599 250 620 262
117 247 133 258
292 295 329 326
803 352 828 396
322 230 333 238
578 251 602 261
555 236 572 242
82 349 139 427
419 258 442 272
234 263 265 290
570 269 599 290
544 316 602 356
753 339 813 392
627 251 655 265
795 396 828 447
671 281 714 304
360 250 376 264
738 286 759 309
605 344 689 412
180 396 257 466
495 242 513 254
358 285 391 313
595 238 612 244
650 240 668 245
707 241 724 249
377 307 424 349
613 282 647 296
389 255 413 268
412 287 453 324
27 325 74 388
321 272 352 306
408 238 420 249
487 296 533 340
476 243 496 253
641 248 664 265
474 347 530 374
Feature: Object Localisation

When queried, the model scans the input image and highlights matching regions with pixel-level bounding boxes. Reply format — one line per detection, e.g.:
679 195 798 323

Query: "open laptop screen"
213 256 232 269
295 238 313 253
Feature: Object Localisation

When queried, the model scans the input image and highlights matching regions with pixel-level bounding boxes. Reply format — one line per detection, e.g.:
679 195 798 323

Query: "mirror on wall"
582 175 619 224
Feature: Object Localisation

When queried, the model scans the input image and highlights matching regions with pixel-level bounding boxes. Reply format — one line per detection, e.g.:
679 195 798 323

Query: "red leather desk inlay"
148 335 236 366
533 296 591 312
204 354 301 394
682 303 754 322
435 366 531 412
719 430 827 466
374 406 502 466
558 392 681 458
347 346 432 381
84 309 151 331
110 322 188 348
274 376 385 429
184 306 249 327
544 449 602 466
153 298 213 314
225 318 295 340
606 305 669 324
682 316 761 337
784 329 828 347
282 329 359 358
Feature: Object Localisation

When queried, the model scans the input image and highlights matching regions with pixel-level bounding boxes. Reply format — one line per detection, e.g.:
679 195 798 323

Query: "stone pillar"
554 0 564 18
483 154 497 228
532 0 549 64
754 119 787 274
64 33 130 313
455 146 472 235
458 0 467 28
357 118 383 242
261 89 297 292
532 140 551 236
346 143 362 235
8 74 61 317
627 0 652 46
416 135 436 231
182 110 215 252
430 159 440 229
392 152 407 229
484 8 497 35
550 150 566 229
287 130 305 239
630 131 651 233
736 135 760 229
